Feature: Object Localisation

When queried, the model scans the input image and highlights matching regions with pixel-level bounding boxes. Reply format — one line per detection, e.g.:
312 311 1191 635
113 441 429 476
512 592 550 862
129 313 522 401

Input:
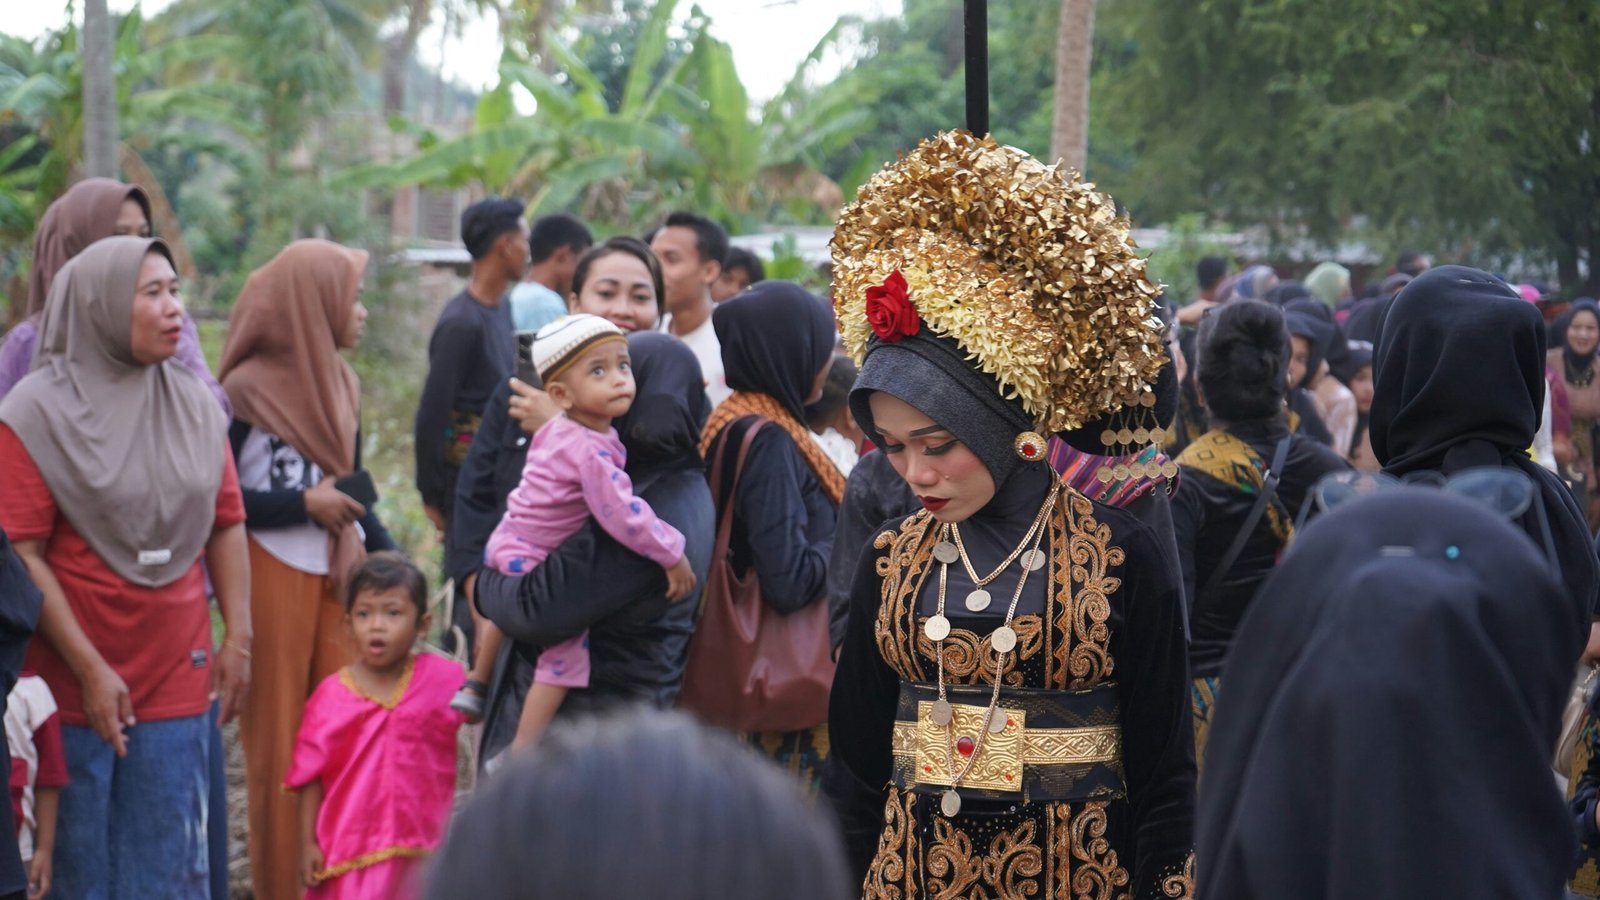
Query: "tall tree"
82 0 119 178
1048 0 1095 171
1099 0 1600 290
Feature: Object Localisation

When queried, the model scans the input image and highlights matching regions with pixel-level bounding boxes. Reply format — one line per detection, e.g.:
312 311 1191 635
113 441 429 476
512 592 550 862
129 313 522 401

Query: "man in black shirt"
414 197 527 598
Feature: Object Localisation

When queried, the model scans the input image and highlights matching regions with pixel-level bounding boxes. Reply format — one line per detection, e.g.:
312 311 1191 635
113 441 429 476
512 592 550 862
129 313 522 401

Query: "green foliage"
1139 214 1236 305
1097 0 1600 290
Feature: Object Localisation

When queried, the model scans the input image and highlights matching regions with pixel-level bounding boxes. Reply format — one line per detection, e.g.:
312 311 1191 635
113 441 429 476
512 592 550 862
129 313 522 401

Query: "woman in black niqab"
1197 490 1575 900
1370 265 1599 642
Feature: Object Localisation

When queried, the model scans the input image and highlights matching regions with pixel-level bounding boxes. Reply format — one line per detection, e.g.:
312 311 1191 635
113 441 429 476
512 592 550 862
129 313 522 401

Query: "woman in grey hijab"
0 236 250 896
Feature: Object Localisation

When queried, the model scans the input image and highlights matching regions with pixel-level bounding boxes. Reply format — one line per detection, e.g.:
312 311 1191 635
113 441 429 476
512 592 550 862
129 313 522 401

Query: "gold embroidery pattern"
1063 491 1124 689
1160 853 1196 899
914 615 1043 686
923 819 1046 900
985 821 1044 900
865 787 919 900
1051 805 1072 900
1047 499 1069 689
876 512 938 682
1069 801 1131 900
927 817 983 899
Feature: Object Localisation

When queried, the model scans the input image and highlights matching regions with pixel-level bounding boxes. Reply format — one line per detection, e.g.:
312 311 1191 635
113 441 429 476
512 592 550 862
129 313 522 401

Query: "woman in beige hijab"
218 238 394 900
0 236 251 896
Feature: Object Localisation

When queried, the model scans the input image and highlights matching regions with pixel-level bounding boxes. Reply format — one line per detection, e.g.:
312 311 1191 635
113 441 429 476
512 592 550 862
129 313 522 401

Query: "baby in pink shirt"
453 315 695 748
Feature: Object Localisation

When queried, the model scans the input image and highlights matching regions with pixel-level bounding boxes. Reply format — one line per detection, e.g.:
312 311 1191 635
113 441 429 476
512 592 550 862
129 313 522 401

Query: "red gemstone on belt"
956 736 975 756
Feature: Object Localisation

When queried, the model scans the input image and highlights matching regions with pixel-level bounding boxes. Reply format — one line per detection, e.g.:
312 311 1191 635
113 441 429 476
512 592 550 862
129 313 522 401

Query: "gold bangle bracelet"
223 641 252 659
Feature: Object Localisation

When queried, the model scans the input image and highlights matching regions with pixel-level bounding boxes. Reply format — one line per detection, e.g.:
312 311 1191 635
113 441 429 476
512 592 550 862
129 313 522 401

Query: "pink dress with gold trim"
285 652 464 899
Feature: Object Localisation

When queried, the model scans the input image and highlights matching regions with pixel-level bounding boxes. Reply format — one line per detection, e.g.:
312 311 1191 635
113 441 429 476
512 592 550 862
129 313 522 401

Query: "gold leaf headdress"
830 130 1165 434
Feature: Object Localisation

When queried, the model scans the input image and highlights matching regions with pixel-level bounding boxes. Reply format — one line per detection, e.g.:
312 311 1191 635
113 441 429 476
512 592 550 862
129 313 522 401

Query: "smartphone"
335 470 379 513
515 330 540 386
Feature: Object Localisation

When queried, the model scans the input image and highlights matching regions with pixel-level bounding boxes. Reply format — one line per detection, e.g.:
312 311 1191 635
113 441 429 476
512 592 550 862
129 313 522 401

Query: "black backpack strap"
1201 435 1292 601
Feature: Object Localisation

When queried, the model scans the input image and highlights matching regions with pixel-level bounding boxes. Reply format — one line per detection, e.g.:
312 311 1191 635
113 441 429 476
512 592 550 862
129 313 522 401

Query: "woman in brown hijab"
0 236 251 896
218 238 395 900
0 178 230 412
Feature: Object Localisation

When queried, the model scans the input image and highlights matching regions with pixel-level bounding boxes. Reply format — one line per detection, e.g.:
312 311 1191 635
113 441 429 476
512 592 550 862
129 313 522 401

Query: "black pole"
963 0 989 136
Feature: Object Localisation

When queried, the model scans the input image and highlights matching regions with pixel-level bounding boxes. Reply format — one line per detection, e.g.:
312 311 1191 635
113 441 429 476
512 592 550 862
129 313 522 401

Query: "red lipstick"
919 496 949 512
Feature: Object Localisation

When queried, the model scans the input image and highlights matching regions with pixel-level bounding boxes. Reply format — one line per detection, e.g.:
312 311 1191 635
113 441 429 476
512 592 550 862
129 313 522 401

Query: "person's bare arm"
30 785 57 897
13 540 130 756
205 522 251 725
299 780 325 887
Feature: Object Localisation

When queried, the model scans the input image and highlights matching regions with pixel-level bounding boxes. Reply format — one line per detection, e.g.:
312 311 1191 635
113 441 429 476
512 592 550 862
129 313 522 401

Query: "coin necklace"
924 481 1057 817
944 485 1056 613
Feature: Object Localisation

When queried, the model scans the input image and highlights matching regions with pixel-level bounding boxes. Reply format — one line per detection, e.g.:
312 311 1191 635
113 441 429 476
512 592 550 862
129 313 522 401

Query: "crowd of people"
0 127 1598 900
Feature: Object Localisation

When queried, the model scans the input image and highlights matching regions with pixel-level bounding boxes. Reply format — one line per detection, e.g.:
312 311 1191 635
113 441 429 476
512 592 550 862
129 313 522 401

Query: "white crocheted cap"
532 313 626 382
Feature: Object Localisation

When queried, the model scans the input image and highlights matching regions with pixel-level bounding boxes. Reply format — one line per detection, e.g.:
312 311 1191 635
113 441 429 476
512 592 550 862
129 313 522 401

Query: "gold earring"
1013 431 1047 462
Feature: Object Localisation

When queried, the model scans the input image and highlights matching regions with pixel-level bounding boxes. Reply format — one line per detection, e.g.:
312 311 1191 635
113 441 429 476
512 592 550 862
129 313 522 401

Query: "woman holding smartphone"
217 239 395 900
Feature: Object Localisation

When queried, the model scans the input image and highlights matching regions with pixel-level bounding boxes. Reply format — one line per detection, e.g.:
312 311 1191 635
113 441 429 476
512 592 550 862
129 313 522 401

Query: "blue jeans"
56 714 210 899
206 701 228 900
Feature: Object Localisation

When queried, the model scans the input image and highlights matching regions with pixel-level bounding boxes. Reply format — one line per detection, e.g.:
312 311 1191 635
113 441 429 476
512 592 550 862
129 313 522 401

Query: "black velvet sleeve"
414 311 478 510
731 428 832 614
448 382 515 584
474 522 668 649
822 528 903 883
228 419 308 528
1105 511 1197 897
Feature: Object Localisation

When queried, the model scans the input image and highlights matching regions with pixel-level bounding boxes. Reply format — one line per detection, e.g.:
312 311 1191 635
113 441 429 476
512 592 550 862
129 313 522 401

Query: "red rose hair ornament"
864 270 920 342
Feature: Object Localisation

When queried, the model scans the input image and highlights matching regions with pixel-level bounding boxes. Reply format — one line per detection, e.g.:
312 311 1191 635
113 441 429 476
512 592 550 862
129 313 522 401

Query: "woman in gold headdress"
823 132 1195 900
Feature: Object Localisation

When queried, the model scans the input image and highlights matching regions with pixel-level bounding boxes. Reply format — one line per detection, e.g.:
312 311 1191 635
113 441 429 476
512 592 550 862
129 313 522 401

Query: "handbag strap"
706 417 770 564
1200 435 1292 601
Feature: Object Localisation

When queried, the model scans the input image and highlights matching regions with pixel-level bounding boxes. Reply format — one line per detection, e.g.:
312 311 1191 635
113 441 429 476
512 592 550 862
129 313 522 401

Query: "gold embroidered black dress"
825 483 1196 900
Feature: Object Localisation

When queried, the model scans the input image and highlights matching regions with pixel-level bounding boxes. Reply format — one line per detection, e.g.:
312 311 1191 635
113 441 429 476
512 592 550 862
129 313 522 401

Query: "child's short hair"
344 552 428 617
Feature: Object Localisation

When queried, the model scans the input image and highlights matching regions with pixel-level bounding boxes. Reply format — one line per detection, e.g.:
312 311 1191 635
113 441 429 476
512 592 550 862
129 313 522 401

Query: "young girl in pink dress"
286 553 464 899
451 314 696 749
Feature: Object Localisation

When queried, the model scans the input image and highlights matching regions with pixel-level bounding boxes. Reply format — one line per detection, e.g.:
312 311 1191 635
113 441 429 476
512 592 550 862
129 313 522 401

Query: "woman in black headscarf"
823 131 1195 900
686 281 841 784
1197 490 1575 899
472 332 715 765
1173 301 1348 768
1370 265 1599 645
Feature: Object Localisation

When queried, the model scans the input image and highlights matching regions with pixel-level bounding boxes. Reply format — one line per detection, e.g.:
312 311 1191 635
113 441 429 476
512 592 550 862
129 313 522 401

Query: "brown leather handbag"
678 418 836 733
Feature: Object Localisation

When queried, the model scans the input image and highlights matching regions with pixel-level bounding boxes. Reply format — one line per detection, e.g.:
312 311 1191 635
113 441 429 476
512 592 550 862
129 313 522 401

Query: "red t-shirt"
0 424 244 726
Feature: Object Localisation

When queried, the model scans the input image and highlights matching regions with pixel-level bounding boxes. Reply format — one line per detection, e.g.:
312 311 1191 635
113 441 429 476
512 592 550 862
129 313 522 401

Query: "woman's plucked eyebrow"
909 424 950 437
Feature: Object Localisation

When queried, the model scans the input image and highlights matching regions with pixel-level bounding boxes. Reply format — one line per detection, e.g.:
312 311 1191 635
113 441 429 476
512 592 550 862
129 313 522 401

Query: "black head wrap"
1330 340 1372 388
1371 264 1597 633
1561 298 1600 377
850 326 1036 487
1282 308 1335 391
1262 280 1310 307
461 197 526 260
1197 490 1574 900
712 281 835 421
616 332 708 486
